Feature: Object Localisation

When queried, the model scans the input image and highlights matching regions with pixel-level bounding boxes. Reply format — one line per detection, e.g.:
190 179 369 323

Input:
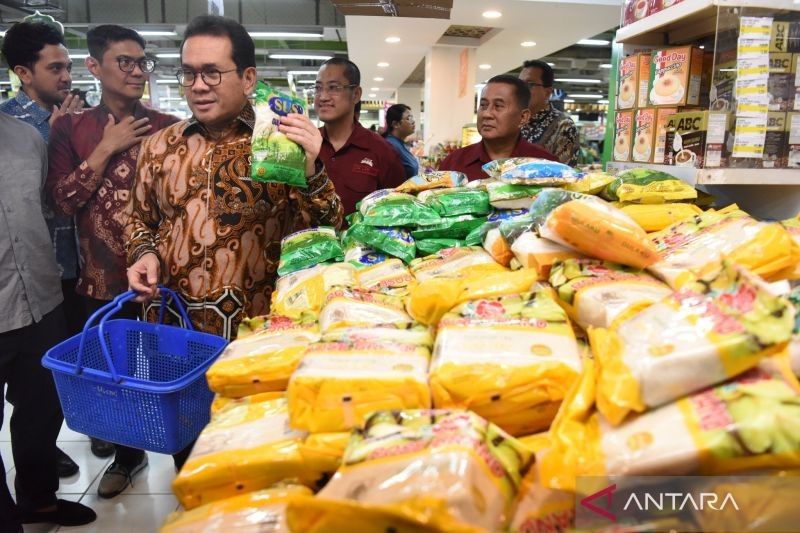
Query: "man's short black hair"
522 59 554 87
1 21 65 71
486 74 531 110
87 25 146 60
319 57 361 87
182 15 255 71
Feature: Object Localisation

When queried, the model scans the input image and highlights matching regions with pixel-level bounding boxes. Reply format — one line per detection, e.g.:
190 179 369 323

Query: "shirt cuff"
300 160 329 196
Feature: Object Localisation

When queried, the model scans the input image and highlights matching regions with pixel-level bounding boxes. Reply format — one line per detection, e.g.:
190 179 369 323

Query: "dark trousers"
84 297 193 471
0 306 67 526
61 278 87 338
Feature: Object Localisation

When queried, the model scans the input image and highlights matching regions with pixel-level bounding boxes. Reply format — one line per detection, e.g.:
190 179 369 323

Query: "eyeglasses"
117 56 157 74
525 81 548 88
176 68 239 87
311 83 357 96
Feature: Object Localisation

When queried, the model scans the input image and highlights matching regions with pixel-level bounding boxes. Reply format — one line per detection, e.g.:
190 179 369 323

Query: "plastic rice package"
486 181 544 210
299 432 352 475
530 189 660 269
250 82 307 188
414 238 462 256
321 324 435 349
406 268 541 326
430 290 582 436
510 232 582 278
408 215 485 242
210 391 284 417
395 170 468 194
277 227 343 276
779 217 800 279
549 259 671 330
602 168 698 204
319 288 414 333
617 202 702 232
344 224 416 264
590 261 794 425
409 246 501 282
418 187 491 217
172 397 315 509
463 208 529 246
649 208 800 288
285 410 535 532
563 171 615 195
162 484 313 533
206 321 320 398
286 341 431 432
343 242 387 269
483 227 514 267
358 189 442 227
271 263 357 319
541 357 800 492
482 157 582 185
355 257 416 295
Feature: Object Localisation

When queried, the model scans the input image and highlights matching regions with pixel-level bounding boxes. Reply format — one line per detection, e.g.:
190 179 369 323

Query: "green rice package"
395 170 468 193
601 168 697 204
463 209 530 247
417 187 491 217
345 223 416 264
343 242 388 269
277 227 343 276
416 238 465 256
485 181 544 210
359 189 442 227
410 214 486 240
251 82 307 188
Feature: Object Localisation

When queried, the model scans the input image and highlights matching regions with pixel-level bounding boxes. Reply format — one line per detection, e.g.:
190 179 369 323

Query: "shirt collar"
531 103 555 122
182 102 255 138
96 99 149 121
321 120 373 151
466 135 525 164
14 89 51 124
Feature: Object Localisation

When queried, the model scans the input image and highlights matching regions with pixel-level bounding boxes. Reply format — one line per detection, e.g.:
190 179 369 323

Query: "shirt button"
14 236 19 243
20 265 25 272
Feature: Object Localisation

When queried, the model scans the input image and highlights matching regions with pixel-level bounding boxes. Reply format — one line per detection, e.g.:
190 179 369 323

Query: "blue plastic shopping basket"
42 287 228 455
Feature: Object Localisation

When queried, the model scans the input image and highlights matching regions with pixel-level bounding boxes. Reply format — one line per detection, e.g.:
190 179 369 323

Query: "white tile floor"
2 402 179 532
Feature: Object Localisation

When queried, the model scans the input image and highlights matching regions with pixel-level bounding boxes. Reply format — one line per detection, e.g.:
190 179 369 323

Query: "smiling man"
439 74 557 181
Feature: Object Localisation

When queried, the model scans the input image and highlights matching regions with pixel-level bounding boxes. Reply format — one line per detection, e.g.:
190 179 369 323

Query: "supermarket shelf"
616 0 800 45
606 161 800 185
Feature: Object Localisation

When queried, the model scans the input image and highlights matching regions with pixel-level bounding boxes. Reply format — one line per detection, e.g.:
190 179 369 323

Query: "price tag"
737 39 770 59
739 17 773 41
732 117 768 158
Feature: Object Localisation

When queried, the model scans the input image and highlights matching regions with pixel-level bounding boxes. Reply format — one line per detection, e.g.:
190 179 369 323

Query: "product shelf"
606 161 800 185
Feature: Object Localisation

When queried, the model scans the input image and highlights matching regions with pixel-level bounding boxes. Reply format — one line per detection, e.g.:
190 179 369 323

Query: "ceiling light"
482 10 502 18
360 109 369 113
368 93 377 97
563 99 575 103
373 77 384 81
296 79 316 84
598 99 609 104
521 41 536 47
699 45 705 49
269 53 332 60
569 93 604 99
578 38 610 46
288 70 317 76
155 79 179 84
385 36 401 43
547 62 555 67
137 30 177 37
155 53 181 58
555 78 602 83
478 64 491 70
70 80 100 85
250 32 323 39
599 63 612 69
69 53 89 59
370 87 380 91
0 31 5 38
377 62 389 67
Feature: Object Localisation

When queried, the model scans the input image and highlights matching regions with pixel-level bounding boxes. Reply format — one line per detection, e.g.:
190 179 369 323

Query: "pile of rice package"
430 288 582 436
277 227 343 276
482 158 582 185
286 410 535 532
271 262 357 319
318 287 414 332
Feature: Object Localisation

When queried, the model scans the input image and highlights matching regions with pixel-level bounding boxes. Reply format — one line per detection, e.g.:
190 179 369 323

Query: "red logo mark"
581 484 617 522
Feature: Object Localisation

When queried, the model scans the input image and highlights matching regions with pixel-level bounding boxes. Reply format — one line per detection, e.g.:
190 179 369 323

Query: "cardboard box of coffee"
711 50 738 112
664 110 730 168
633 108 657 162
648 0 683 14
637 53 651 108
793 54 800 111
618 55 639 110
769 73 794 112
771 21 800 53
699 50 714 109
787 112 800 168
614 110 634 162
653 107 679 163
649 46 705 107
623 0 650 26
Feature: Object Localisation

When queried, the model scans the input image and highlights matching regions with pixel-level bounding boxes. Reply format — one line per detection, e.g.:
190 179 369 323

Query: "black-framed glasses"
525 81 548 88
311 83 357 96
117 56 157 74
176 68 239 87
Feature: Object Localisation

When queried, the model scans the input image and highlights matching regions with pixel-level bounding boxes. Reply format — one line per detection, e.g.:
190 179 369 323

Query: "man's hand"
48 93 84 127
99 114 152 156
127 252 160 303
278 113 322 177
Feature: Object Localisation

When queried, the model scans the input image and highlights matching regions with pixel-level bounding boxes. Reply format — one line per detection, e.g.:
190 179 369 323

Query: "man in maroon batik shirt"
439 74 557 181
45 24 178 500
315 57 404 217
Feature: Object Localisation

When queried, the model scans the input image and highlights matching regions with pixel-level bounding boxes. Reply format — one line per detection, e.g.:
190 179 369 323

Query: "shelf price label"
739 17 773 41
732 117 768 158
737 39 770 59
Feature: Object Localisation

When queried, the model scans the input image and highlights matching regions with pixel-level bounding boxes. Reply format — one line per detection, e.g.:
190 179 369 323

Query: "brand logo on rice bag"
268 94 304 117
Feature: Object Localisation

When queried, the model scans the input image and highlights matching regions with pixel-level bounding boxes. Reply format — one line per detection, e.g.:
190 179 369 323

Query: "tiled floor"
2 402 179 532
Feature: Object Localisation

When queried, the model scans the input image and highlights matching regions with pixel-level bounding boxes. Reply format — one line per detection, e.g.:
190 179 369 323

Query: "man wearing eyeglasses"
519 60 579 166
45 24 179 500
314 57 405 217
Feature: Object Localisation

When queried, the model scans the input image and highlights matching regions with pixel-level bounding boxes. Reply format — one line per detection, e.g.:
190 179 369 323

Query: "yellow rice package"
161 484 312 533
409 246 502 282
541 357 800 492
602 168 698 204
617 202 702 232
206 321 319 398
563 171 615 195
299 432 352 475
173 398 315 510
318 288 414 333
287 340 431 433
778 217 800 279
430 290 582 436
271 263 357 319
355 257 416 295
510 231 583 278
394 170 468 194
406 267 541 326
210 391 284 417
549 258 671 330
590 261 794 426
649 208 800 288
321 324 435 349
286 410 535 532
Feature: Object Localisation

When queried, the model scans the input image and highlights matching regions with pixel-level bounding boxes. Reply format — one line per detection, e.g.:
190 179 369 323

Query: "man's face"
181 35 255 130
477 82 530 141
15 43 72 107
519 66 553 112
313 63 361 123
88 40 149 101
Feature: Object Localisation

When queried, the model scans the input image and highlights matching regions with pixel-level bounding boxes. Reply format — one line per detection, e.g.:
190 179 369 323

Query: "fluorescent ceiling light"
482 10 502 18
385 36 401 43
296 79 316 84
137 30 177 37
563 99 575 103
71 80 99 85
547 62 555 67
155 79 179 84
699 45 705 49
370 87 380 91
599 63 612 69
69 53 89 59
288 70 317 76
368 93 377 97
156 53 181 58
360 109 369 113
598 99 609 104
569 94 604 99
521 41 536 47
377 62 389 67
250 32 323 39
373 77 384 81
270 53 331 60
478 64 491 70
578 39 610 46
556 78 601 83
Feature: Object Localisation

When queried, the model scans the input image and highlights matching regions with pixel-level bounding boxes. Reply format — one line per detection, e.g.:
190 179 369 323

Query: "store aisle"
1 402 179 532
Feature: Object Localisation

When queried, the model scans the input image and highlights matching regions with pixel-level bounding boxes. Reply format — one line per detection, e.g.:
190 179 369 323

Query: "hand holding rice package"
271 262 357 319
277 227 343 276
395 170 467 194
590 260 794 425
430 289 582 436
548 258 671 330
359 189 442 227
251 82 307 188
602 168 698 204
529 189 660 269
418 187 491 217
482 157 582 185
286 410 535 533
